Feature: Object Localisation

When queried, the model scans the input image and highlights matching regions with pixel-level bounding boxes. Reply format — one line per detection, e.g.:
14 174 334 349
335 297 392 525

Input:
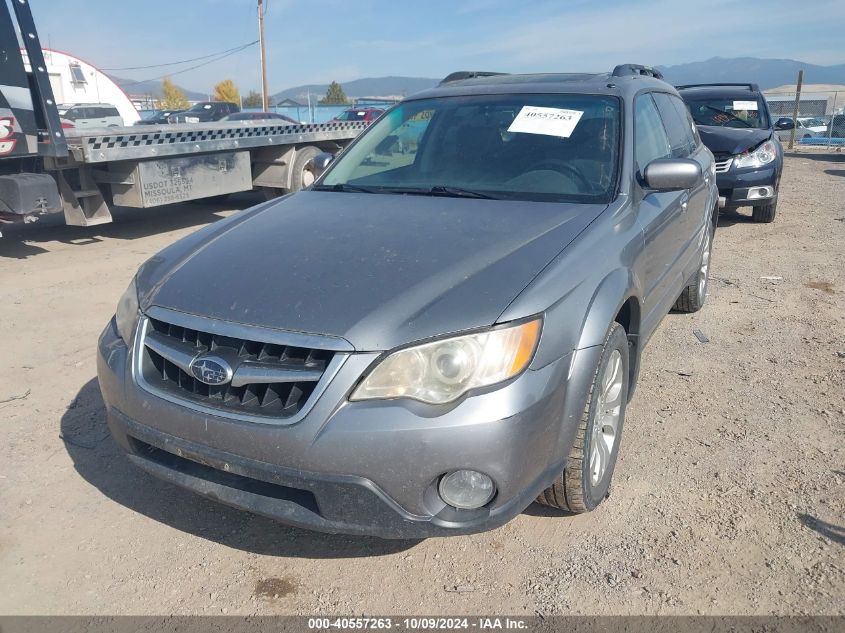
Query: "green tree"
319 81 349 105
212 79 240 105
243 90 262 108
160 78 189 109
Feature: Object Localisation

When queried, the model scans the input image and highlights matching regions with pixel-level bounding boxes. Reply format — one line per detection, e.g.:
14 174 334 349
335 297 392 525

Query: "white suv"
57 103 124 128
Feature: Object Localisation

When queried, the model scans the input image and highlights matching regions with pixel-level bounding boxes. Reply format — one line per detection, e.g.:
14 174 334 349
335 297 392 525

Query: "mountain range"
111 56 845 103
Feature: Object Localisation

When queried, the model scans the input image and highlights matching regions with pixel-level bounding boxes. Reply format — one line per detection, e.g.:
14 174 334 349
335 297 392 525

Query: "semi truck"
0 0 367 235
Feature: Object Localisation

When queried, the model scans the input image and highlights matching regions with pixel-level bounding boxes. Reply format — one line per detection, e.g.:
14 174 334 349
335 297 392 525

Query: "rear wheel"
537 322 629 513
673 215 714 313
290 146 322 192
752 200 777 223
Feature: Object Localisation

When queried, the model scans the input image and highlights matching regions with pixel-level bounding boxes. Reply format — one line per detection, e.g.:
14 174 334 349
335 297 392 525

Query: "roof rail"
439 71 508 85
675 82 760 92
611 64 664 80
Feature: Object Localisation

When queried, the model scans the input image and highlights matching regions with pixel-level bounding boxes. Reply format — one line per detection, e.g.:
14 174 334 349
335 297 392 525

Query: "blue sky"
28 0 845 94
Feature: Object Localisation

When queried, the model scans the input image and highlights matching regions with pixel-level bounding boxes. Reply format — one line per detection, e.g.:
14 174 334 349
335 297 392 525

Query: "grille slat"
140 317 333 419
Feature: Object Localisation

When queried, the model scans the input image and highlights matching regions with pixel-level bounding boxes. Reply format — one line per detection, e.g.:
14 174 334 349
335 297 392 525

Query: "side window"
653 93 694 158
634 93 671 174
105 107 120 117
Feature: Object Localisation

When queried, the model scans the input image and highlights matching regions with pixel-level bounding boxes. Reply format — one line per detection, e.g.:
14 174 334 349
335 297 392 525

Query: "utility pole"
258 0 269 111
788 69 803 150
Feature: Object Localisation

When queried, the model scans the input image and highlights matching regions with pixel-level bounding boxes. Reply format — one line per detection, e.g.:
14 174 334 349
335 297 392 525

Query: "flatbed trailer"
47 120 367 226
0 0 367 232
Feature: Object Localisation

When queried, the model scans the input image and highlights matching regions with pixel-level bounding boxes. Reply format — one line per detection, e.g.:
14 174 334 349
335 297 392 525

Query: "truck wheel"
290 146 322 192
672 216 714 313
752 201 777 223
537 322 629 513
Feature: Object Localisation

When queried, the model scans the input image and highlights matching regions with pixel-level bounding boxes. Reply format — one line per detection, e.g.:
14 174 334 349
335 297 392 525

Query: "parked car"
678 83 783 223
98 65 718 538
134 109 184 126
772 116 826 142
169 101 239 124
57 103 123 128
329 107 384 123
221 111 299 124
827 114 845 138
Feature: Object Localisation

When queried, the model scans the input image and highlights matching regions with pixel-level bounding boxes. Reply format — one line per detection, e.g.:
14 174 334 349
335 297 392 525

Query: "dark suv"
169 101 240 124
677 83 783 223
98 65 717 538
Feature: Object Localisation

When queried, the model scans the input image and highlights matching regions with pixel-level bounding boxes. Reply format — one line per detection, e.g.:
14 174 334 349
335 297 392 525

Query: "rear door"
633 92 687 337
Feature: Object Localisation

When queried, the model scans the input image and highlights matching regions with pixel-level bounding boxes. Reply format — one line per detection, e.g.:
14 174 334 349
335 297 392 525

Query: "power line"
103 40 259 71
119 41 259 86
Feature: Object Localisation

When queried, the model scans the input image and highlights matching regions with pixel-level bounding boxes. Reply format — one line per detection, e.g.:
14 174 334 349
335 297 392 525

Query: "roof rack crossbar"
675 82 759 92
439 71 509 85
611 64 664 80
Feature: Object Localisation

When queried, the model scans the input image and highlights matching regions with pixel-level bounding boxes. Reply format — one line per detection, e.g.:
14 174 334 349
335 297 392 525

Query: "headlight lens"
350 319 542 405
733 140 778 169
115 278 140 345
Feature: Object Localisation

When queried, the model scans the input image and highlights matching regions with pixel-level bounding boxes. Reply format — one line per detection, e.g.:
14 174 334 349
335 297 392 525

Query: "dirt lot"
0 151 843 616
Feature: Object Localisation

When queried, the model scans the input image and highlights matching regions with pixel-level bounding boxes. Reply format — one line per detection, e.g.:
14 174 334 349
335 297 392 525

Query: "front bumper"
716 163 780 208
97 318 591 538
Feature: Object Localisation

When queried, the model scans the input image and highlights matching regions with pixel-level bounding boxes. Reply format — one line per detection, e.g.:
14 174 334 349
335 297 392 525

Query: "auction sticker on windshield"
733 100 758 111
507 106 583 138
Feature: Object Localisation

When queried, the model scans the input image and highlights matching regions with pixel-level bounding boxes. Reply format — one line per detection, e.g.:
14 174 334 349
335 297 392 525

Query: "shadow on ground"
61 378 418 558
0 193 262 260
716 208 756 228
784 151 845 163
798 513 845 546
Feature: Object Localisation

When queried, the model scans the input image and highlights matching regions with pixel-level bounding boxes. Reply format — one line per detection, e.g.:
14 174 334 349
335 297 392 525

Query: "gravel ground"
0 150 843 616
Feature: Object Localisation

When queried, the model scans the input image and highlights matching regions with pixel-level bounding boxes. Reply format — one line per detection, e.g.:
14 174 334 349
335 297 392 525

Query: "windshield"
319 94 620 204
187 103 214 112
334 110 370 121
682 96 770 129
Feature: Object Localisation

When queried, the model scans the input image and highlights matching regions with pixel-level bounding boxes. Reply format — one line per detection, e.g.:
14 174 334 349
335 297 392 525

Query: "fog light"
438 470 495 509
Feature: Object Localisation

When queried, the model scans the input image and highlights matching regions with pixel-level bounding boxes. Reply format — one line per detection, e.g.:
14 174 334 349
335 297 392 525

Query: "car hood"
697 125 772 155
138 191 606 351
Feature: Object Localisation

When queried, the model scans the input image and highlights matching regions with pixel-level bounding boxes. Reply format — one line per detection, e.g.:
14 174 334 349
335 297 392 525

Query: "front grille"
714 154 733 173
139 316 334 419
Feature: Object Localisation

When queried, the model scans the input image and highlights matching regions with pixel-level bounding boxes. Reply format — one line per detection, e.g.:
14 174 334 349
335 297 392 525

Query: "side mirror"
643 158 702 191
775 118 794 130
308 152 335 180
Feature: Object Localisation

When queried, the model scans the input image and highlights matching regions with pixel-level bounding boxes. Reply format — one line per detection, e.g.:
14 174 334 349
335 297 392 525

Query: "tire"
673 215 714 313
537 322 629 513
752 200 777 223
289 146 322 192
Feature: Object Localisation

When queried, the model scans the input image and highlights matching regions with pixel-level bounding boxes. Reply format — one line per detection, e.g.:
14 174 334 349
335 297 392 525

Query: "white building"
21 48 140 124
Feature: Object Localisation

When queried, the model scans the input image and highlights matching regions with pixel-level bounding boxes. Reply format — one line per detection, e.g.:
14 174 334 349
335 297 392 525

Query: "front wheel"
537 322 629 513
752 200 777 223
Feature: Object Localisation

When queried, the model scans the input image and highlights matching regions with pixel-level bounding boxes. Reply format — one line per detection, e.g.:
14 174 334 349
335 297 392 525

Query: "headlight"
115 278 140 345
350 319 542 405
733 140 778 169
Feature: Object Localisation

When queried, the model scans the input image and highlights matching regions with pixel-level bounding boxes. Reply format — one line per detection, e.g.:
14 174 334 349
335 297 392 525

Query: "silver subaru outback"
98 65 718 538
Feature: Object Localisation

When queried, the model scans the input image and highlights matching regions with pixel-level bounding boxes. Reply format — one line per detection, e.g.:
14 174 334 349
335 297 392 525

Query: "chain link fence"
764 87 845 149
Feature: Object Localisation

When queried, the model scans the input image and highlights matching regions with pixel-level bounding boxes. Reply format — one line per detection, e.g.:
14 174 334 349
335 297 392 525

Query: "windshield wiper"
427 185 498 199
311 183 382 194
